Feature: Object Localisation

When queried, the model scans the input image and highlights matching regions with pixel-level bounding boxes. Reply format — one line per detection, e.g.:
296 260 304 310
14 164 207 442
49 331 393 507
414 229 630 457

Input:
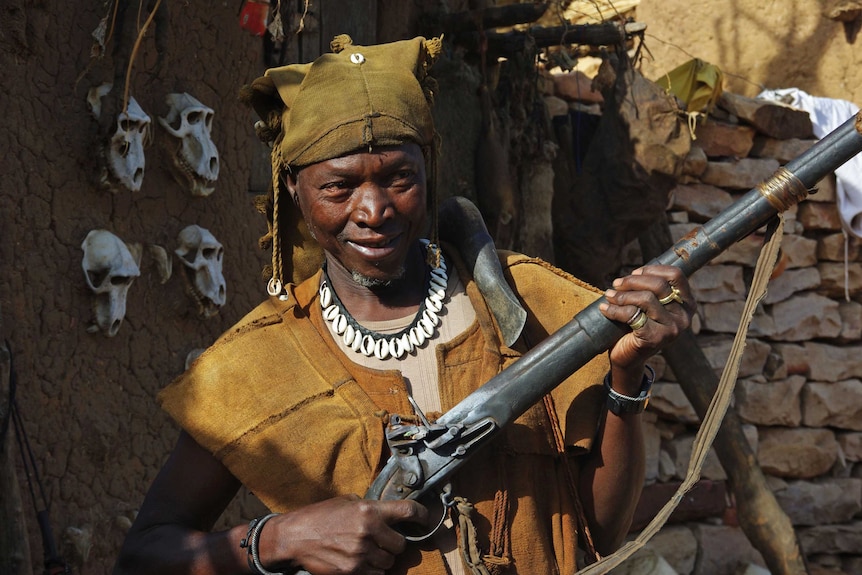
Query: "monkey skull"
81 230 141 337
101 97 150 193
175 225 226 318
159 93 220 197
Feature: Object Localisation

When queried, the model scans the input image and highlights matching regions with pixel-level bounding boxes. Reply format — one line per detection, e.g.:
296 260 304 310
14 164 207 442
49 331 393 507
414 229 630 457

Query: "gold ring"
658 285 684 306
628 308 648 330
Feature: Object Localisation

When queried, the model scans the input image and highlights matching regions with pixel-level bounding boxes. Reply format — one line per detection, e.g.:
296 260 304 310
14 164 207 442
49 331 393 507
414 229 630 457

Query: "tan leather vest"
159 250 608 574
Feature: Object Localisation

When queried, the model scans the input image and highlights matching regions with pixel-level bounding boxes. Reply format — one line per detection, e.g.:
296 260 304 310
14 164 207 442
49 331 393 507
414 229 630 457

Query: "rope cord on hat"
425 138 442 268
270 178 284 295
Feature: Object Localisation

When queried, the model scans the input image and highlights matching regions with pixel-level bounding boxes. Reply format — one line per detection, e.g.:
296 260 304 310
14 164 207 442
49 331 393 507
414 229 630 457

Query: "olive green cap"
264 35 441 168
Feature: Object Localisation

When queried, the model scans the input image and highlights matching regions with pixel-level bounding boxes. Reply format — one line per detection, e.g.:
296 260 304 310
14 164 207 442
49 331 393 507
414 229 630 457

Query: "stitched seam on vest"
330 376 355 390
270 283 381 470
215 388 335 459
218 313 285 346
217 296 296 346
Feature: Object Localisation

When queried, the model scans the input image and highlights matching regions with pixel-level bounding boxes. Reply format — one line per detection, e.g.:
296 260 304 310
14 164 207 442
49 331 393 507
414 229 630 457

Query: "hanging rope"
122 0 164 114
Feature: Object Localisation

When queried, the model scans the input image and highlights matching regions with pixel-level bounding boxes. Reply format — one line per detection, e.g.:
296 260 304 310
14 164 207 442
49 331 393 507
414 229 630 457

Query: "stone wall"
549 21 862 571
603 95 862 573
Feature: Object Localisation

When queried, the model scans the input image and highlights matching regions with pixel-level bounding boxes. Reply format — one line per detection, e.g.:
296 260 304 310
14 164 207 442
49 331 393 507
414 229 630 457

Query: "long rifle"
365 112 862 502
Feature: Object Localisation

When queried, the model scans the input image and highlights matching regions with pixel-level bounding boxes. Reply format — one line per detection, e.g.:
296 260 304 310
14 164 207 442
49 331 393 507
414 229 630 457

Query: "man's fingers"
378 499 429 526
610 266 694 314
372 500 429 553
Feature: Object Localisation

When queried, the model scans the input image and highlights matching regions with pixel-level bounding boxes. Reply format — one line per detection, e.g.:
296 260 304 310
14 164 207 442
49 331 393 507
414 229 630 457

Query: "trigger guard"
403 484 454 542
404 506 448 542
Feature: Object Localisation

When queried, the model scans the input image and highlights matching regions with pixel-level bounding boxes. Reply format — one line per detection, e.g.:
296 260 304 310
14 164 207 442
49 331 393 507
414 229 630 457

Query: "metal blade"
438 196 527 347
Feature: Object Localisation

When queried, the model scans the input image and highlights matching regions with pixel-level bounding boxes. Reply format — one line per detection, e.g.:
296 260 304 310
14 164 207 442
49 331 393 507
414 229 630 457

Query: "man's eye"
322 181 349 190
390 171 414 185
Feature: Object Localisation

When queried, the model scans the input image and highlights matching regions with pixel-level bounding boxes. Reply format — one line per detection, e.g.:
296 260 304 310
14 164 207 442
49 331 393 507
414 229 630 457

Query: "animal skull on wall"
100 97 151 193
159 93 220 197
81 229 141 337
175 225 226 318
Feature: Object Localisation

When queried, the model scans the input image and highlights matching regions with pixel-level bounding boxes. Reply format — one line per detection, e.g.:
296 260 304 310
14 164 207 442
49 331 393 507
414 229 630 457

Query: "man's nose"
353 184 392 225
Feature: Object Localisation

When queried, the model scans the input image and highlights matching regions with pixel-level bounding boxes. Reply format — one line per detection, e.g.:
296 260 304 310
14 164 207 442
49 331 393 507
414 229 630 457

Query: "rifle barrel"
367 112 862 502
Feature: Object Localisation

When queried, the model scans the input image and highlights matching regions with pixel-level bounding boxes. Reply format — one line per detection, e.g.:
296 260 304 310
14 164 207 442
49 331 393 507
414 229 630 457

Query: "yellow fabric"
158 248 609 574
655 58 724 113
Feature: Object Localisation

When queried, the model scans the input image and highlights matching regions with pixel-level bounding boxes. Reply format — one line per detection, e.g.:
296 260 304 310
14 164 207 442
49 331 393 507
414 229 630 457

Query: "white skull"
159 93 220 197
81 230 141 337
175 225 226 318
101 97 151 193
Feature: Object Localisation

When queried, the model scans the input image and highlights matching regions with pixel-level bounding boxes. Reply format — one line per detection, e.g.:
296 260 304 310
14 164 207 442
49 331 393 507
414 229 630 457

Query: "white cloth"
758 87 862 237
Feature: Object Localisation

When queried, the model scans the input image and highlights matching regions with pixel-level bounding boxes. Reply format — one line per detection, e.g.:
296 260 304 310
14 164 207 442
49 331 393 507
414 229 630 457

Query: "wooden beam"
440 2 548 34
464 21 643 58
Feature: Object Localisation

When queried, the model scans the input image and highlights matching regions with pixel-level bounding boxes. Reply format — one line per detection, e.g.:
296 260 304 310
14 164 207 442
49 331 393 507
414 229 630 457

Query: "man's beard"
351 266 406 289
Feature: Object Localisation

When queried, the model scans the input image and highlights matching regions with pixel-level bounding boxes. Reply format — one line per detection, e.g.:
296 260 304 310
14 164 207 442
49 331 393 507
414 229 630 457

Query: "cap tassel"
330 34 353 53
267 151 288 299
423 36 443 72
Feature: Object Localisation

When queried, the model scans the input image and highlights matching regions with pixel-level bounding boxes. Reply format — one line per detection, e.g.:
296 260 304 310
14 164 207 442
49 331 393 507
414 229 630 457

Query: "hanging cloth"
655 58 724 114
757 87 862 238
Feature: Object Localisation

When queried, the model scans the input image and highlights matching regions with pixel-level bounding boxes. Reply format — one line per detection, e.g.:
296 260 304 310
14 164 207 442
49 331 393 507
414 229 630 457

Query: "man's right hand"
114 432 428 575
263 495 430 575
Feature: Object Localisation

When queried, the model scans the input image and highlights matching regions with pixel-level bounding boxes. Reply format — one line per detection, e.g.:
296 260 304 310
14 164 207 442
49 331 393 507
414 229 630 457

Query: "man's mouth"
346 235 401 259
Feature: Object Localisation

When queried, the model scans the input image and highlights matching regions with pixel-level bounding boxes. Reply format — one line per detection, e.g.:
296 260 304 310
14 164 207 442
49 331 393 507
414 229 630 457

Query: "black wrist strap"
604 365 655 415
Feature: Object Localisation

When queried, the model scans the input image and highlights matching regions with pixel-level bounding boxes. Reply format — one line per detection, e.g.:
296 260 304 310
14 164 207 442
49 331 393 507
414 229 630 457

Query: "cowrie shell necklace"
319 241 448 361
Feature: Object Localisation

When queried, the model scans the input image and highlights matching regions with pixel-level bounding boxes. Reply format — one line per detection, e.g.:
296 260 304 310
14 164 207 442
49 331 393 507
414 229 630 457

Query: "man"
114 35 694 575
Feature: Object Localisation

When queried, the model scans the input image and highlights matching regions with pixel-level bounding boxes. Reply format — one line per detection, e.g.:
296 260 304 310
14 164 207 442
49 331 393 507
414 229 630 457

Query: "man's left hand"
599 264 694 391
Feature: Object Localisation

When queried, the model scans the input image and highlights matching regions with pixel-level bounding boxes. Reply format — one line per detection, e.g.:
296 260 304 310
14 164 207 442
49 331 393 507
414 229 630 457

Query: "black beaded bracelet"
604 365 655 416
240 513 285 575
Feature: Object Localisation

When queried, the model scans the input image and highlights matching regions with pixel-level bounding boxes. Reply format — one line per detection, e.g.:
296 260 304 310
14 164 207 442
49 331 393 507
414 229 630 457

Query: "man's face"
287 143 428 285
